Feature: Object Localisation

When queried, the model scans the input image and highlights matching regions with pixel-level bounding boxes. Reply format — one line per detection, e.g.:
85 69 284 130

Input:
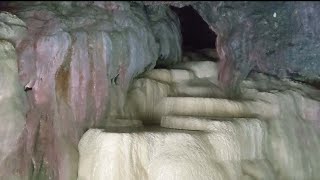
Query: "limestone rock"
4 1 182 179
0 12 28 180
98 60 320 180
193 1 320 89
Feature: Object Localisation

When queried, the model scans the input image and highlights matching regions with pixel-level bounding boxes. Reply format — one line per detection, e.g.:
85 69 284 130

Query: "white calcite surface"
78 121 267 180
78 60 320 180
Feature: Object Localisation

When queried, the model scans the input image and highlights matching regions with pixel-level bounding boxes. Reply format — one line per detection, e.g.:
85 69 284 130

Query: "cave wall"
170 5 216 51
0 12 28 180
146 5 182 67
140 1 320 91
0 1 182 179
1 1 320 179
192 1 320 90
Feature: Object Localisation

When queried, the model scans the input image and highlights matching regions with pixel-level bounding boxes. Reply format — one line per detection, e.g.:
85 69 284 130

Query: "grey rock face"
0 12 28 180
146 5 182 67
193 1 320 91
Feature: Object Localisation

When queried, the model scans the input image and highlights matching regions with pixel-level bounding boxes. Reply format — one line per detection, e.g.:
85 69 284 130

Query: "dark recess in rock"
0 1 17 12
170 5 216 51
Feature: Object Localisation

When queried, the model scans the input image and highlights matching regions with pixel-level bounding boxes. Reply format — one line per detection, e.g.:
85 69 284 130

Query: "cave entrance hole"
170 5 217 52
153 5 219 70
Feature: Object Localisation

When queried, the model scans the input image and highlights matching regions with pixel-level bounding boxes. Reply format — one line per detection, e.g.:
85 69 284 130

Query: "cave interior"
0 1 319 180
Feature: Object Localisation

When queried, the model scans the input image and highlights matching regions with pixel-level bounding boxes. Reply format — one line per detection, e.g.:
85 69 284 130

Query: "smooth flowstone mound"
81 65 320 179
161 116 267 160
78 127 268 180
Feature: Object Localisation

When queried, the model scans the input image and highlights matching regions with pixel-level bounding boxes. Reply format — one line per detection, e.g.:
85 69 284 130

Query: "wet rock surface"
0 2 181 179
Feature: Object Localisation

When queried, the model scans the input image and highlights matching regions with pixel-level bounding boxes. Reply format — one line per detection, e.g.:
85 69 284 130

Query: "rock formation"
0 1 319 180
79 60 320 180
0 2 181 179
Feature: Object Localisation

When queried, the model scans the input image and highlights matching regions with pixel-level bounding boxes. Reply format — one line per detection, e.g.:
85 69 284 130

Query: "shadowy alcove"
170 5 217 52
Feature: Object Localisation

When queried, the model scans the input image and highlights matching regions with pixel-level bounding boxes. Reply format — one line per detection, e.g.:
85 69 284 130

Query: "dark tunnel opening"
170 5 217 52
0 1 18 13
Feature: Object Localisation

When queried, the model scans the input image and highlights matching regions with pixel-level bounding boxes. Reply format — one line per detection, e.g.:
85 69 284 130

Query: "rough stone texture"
137 1 196 8
192 1 320 92
146 5 182 67
1 1 320 179
2 1 181 179
0 12 28 180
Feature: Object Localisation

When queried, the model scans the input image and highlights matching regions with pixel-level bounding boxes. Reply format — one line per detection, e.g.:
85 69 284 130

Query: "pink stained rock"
4 1 182 179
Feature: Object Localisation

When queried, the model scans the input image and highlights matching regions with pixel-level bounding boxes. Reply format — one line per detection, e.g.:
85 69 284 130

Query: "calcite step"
161 115 264 132
160 115 230 131
106 119 143 128
157 97 258 118
160 115 267 160
169 84 226 98
124 77 275 124
172 61 218 81
143 69 195 84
